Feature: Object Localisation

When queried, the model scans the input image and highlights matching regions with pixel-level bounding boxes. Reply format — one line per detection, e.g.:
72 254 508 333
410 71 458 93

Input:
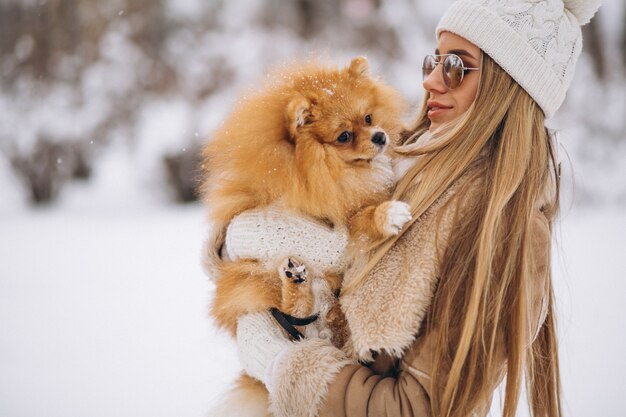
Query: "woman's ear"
348 56 370 78
285 94 311 140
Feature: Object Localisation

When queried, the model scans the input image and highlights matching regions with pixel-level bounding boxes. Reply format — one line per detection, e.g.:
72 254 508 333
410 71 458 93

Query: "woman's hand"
236 311 293 387
238 310 356 417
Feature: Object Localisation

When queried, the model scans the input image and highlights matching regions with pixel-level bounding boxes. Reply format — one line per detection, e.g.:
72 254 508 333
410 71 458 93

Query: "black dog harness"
269 307 318 341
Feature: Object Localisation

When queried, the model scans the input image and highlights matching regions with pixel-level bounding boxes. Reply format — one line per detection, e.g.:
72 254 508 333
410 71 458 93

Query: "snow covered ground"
1 0 625 415
0 189 625 417
553 207 626 417
0 201 236 417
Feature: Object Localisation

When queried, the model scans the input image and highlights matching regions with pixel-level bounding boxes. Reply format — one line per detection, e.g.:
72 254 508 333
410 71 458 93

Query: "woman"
233 0 601 416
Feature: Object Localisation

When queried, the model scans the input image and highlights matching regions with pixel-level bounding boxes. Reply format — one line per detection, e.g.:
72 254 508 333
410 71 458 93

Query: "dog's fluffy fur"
200 57 406 416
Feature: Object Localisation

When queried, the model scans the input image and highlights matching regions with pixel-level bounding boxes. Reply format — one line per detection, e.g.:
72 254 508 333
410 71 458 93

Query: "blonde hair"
344 52 561 417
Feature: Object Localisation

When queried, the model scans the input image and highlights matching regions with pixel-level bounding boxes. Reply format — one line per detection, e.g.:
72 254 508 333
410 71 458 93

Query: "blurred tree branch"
582 15 606 80
621 4 626 72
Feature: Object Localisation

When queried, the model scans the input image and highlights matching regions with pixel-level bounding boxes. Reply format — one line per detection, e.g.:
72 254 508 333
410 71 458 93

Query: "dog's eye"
365 114 372 125
337 131 352 143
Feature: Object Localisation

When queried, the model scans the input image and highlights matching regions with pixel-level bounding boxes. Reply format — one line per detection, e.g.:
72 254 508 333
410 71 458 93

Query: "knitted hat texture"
436 0 602 118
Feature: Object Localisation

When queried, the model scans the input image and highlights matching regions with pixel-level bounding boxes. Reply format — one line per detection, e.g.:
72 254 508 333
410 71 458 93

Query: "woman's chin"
428 113 466 135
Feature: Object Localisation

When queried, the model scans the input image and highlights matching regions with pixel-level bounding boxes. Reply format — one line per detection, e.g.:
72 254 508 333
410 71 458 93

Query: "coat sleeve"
266 209 553 417
319 355 435 417
266 338 433 417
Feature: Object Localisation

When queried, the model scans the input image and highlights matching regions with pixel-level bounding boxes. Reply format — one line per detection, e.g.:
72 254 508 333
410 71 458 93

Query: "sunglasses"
422 54 480 90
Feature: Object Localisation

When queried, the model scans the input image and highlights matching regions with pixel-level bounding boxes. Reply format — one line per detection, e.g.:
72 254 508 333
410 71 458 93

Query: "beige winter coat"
267 171 552 417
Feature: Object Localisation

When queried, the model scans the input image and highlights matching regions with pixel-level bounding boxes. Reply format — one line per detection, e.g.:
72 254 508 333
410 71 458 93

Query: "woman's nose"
423 63 447 94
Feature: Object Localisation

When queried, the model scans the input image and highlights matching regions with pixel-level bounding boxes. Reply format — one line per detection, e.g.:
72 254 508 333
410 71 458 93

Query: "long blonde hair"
344 52 561 417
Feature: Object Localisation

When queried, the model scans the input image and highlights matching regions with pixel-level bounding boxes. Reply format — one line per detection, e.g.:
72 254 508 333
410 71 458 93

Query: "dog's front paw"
278 257 308 284
377 200 412 236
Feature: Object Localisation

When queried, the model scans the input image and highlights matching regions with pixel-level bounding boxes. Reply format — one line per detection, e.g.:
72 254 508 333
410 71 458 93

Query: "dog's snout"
372 132 387 146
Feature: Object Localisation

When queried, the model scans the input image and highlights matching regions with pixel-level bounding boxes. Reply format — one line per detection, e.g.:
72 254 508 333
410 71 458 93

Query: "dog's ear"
285 94 311 140
348 56 370 78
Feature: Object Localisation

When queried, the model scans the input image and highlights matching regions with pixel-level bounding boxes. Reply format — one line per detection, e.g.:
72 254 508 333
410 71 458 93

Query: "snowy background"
0 0 625 416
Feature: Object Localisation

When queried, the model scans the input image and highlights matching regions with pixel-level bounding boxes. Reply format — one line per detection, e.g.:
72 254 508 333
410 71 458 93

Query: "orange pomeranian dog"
200 57 410 416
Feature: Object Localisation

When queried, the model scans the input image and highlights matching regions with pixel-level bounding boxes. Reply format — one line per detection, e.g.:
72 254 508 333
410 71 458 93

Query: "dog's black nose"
372 132 387 146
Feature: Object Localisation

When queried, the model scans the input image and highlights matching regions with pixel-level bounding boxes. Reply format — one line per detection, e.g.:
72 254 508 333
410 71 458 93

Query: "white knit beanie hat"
436 0 602 119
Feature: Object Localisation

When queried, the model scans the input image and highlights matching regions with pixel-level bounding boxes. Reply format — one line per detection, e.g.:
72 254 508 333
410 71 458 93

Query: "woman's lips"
427 101 453 119
427 106 452 118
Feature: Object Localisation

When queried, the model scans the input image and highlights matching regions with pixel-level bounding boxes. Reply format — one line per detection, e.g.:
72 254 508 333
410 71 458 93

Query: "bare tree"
163 144 203 203
621 4 626 73
9 138 86 204
582 15 606 80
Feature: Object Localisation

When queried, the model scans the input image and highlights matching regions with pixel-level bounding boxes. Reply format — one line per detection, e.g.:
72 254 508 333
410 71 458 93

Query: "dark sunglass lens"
444 55 463 89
